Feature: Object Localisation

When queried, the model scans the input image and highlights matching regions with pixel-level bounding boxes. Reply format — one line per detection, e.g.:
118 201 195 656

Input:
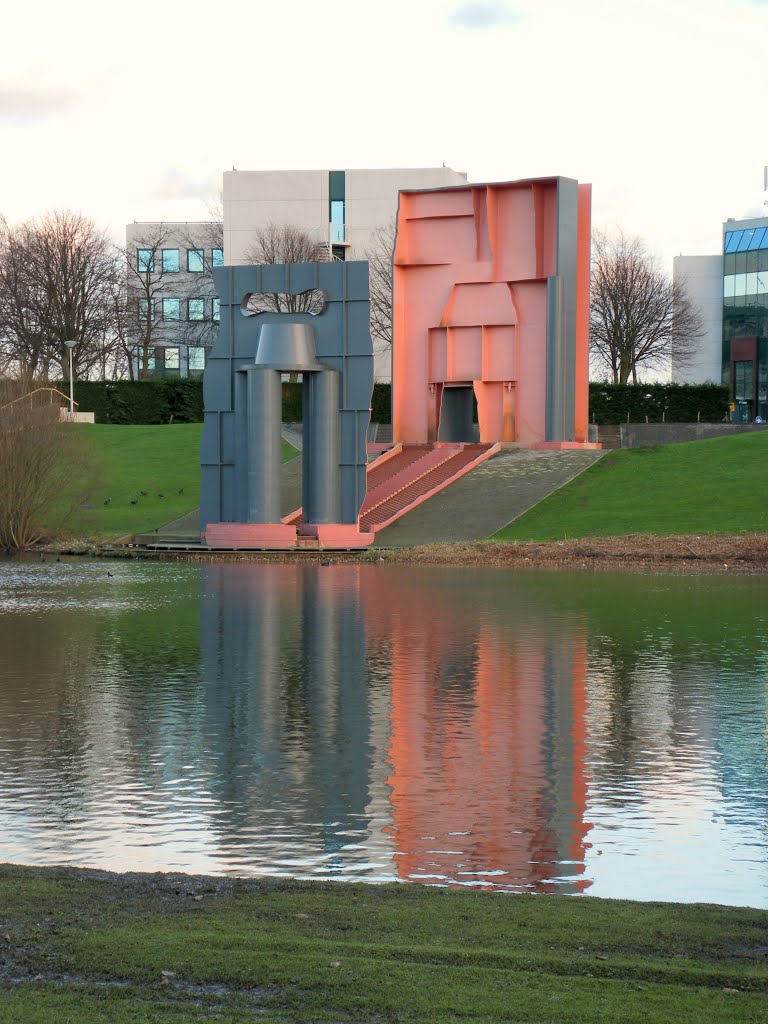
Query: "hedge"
61 379 728 427
588 383 729 425
59 380 204 425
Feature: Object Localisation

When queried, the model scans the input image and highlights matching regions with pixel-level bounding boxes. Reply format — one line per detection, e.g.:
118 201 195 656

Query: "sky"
2 0 767 271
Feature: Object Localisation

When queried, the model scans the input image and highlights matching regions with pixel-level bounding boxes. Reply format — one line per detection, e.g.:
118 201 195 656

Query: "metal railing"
0 387 78 412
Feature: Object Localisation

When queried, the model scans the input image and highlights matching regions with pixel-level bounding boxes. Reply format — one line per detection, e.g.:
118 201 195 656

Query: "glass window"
734 274 747 297
737 230 754 252
330 199 344 225
188 298 205 321
758 271 768 296
747 272 759 296
189 346 206 371
187 249 205 272
724 253 736 275
138 298 155 320
162 249 180 272
212 248 224 267
329 170 345 201
734 360 753 400
747 250 759 272
137 249 154 273
725 231 741 253
164 347 180 370
212 298 220 322
163 298 180 320
724 275 735 298
749 228 766 251
735 252 748 274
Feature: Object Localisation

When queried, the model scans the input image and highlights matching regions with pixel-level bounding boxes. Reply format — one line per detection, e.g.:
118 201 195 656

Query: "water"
0 559 766 906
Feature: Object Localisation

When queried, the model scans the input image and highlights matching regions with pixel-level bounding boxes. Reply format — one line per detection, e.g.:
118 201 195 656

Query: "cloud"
146 168 221 202
0 86 80 119
446 2 526 28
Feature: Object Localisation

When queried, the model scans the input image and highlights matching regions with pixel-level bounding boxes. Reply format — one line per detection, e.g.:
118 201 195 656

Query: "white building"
223 166 468 264
125 220 222 378
223 167 468 381
671 254 723 383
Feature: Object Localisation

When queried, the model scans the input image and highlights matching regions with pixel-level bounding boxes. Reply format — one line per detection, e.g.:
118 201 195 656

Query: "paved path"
139 447 602 548
374 449 604 547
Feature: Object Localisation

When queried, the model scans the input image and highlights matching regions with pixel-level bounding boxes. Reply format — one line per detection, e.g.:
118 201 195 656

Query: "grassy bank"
48 425 296 543
496 432 768 542
1 867 766 1023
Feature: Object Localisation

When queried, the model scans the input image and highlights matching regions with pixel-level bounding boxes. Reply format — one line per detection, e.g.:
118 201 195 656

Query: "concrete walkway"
374 449 604 547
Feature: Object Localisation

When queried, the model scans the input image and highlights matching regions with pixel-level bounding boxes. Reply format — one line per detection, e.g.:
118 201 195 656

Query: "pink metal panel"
482 326 516 381
393 178 591 446
447 327 482 381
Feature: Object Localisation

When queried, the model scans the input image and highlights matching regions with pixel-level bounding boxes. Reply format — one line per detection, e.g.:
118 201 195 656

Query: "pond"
0 559 766 907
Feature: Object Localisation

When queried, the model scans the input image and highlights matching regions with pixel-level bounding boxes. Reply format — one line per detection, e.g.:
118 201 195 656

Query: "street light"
64 340 77 417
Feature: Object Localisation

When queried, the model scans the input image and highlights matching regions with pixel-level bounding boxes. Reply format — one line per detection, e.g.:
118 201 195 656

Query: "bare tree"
0 212 120 381
242 223 330 315
590 230 705 384
0 379 96 549
365 220 395 355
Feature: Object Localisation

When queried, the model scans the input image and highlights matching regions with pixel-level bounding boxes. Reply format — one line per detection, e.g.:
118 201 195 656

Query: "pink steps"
284 443 494 534
360 445 491 532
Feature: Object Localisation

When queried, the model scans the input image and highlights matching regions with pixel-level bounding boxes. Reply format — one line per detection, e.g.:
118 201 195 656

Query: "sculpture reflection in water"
199 563 591 892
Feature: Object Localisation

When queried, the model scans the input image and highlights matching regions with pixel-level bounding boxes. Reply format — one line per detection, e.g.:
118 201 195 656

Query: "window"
187 249 205 272
188 298 205 321
737 230 754 252
724 275 735 299
163 298 181 320
137 249 154 273
329 170 345 243
747 272 759 296
212 298 220 322
162 249 180 272
189 346 206 371
212 248 224 267
332 245 346 262
164 347 180 370
138 298 155 320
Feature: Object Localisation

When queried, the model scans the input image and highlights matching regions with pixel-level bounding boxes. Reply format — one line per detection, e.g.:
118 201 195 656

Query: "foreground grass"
48 425 296 543
0 867 766 1023
496 432 768 542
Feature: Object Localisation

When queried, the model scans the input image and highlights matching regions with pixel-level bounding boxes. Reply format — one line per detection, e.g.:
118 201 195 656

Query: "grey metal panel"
200 260 373 531
554 177 579 441
545 276 566 441
303 370 341 524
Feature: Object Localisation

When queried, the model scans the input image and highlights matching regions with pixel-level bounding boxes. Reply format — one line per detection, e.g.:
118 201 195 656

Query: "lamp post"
64 340 77 417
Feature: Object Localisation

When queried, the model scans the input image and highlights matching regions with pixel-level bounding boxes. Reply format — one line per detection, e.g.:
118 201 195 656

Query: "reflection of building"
197 563 592 891
361 569 591 892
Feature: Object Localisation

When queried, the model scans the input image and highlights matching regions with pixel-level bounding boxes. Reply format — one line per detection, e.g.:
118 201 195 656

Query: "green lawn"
495 432 768 542
1 866 766 1023
48 424 297 543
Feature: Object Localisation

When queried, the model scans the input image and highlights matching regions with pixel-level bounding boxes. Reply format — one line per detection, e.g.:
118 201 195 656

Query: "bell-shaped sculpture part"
254 323 325 372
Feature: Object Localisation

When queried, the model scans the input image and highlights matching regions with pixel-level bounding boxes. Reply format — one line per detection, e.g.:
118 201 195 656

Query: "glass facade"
722 220 768 420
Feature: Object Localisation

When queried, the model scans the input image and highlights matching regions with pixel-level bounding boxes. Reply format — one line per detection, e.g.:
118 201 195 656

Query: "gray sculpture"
200 261 373 547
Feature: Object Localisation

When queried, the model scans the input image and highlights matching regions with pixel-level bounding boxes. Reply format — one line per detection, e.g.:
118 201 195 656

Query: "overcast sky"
1 0 765 269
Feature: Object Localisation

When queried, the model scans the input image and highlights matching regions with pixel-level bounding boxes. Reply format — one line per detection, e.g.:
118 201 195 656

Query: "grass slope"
48 424 296 543
1 867 766 1023
496 432 768 542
